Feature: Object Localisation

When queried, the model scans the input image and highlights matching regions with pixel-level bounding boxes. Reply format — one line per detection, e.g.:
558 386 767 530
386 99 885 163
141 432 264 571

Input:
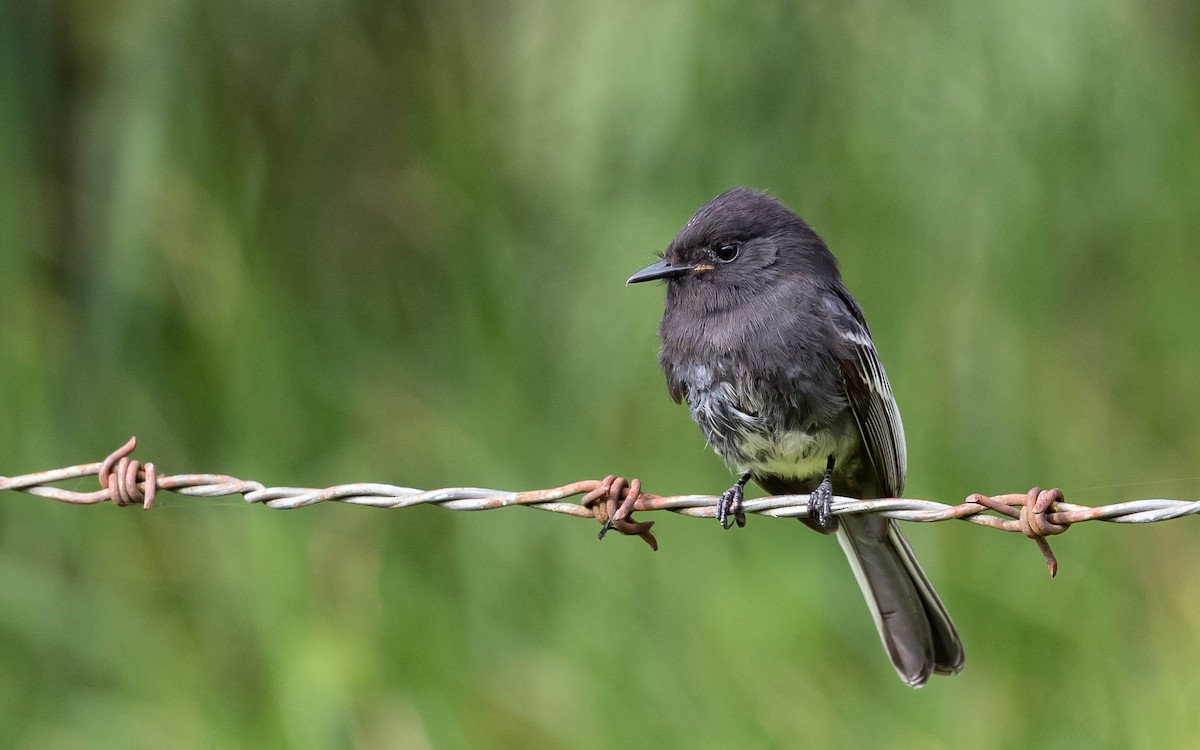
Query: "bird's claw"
809 478 834 529
716 483 746 529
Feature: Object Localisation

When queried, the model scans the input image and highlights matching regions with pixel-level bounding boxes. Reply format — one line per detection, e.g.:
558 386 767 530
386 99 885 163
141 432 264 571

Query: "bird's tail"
835 513 964 687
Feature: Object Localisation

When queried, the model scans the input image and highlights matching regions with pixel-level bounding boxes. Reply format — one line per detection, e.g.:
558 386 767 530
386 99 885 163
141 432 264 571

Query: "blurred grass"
2 0 1200 747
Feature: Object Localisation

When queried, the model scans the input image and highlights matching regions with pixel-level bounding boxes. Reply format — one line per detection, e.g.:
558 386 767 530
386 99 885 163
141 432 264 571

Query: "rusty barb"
6 437 1200 576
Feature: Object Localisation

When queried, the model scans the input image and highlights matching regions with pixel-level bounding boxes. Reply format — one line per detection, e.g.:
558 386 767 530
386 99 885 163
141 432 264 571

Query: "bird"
626 187 964 687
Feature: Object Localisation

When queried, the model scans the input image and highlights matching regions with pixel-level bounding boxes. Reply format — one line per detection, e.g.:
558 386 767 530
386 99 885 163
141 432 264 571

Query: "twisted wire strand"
4 437 1199 574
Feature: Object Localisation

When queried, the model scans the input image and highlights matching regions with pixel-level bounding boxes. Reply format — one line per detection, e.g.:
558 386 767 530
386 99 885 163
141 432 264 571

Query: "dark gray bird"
627 188 964 687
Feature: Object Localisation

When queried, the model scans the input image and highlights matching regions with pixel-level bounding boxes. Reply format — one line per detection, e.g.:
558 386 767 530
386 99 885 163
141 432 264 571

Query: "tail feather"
835 513 964 686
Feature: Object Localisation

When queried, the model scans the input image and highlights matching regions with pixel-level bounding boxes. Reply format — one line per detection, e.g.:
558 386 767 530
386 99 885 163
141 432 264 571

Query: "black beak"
626 259 694 285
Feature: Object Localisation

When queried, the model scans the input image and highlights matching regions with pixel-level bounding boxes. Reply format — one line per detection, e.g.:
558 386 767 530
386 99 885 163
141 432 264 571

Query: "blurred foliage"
2 0 1200 747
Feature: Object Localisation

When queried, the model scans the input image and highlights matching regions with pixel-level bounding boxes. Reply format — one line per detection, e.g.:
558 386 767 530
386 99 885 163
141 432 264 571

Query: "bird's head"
627 188 836 310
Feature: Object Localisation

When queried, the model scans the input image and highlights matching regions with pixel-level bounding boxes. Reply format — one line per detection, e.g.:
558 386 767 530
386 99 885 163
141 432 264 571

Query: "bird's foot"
717 473 751 529
808 475 834 530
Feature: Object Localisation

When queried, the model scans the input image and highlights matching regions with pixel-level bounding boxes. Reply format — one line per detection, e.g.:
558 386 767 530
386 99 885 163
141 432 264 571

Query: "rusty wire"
5 436 1200 576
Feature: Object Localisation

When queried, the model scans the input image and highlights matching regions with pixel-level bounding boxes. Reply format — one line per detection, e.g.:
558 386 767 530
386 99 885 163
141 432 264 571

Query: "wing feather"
825 288 907 497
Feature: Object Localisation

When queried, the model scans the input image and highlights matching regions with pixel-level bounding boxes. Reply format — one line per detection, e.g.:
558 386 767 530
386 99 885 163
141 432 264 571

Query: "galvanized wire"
4 436 1199 574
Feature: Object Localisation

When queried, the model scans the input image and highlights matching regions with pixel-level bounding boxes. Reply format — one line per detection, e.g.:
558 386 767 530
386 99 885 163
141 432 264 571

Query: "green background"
3 1 1200 747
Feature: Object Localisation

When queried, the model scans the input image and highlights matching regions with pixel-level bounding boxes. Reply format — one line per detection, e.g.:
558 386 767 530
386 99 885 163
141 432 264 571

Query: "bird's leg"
717 472 752 529
809 455 835 529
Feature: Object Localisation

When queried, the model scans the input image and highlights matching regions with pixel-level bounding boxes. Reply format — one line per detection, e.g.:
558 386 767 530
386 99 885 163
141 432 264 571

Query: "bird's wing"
823 287 907 497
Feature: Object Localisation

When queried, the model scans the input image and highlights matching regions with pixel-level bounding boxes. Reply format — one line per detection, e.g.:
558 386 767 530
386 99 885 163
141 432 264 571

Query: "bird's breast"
674 362 860 481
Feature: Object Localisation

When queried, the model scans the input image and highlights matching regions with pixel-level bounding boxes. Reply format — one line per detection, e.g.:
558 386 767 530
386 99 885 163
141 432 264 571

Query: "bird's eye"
715 243 740 262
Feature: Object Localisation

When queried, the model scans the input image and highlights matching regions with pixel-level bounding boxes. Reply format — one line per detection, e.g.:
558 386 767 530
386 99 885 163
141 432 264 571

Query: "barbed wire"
5 436 1200 576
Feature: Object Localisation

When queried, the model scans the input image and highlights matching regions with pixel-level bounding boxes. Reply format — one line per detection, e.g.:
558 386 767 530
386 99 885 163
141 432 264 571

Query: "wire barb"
4 436 1200 576
967 488 1067 576
581 474 657 550
97 436 157 509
